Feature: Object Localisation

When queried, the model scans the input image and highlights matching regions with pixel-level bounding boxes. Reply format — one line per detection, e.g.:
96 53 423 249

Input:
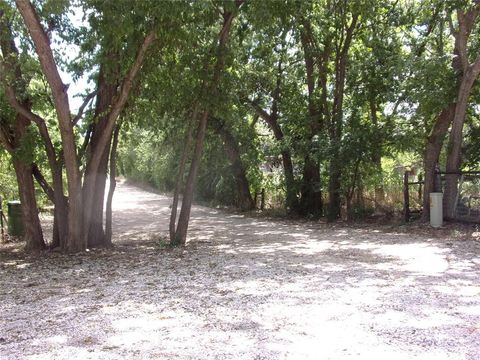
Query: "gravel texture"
1 181 479 359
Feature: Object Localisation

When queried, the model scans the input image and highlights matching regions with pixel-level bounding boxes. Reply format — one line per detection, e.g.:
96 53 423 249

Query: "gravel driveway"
1 180 479 359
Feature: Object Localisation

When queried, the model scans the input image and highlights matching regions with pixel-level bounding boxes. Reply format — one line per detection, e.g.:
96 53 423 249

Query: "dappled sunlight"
372 243 450 275
2 181 479 359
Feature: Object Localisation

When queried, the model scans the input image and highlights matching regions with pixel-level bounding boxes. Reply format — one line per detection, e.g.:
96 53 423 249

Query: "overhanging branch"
72 89 98 126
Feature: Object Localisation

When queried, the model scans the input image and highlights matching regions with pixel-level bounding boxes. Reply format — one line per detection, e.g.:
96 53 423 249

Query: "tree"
170 0 245 246
9 0 156 251
420 1 480 220
443 2 480 218
0 2 49 250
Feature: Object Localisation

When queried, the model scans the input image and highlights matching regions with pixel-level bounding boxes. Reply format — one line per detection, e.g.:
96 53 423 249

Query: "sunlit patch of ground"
1 180 479 359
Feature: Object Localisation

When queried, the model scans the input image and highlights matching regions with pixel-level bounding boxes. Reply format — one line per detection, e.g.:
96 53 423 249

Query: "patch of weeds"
151 234 174 249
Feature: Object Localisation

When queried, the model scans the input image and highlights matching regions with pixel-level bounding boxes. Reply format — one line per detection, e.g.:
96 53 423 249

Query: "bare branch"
31 163 55 202
72 89 98 126
245 98 273 123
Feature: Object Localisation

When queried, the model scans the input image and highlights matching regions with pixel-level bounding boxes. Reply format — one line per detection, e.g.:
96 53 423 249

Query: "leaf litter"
1 180 479 359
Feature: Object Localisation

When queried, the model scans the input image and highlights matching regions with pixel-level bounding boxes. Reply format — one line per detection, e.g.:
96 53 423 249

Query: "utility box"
7 201 24 237
430 192 443 228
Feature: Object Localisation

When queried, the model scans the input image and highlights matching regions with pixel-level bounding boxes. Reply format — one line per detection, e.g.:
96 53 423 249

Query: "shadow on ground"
1 181 479 359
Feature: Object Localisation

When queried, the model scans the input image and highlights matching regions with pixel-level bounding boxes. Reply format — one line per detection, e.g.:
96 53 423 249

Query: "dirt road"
1 180 479 359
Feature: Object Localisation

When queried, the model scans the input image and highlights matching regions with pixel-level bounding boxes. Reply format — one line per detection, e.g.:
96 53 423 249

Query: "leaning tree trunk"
31 163 68 248
444 62 480 218
105 123 121 245
442 5 480 219
421 104 456 221
172 5 242 245
173 111 209 245
169 112 195 243
82 62 118 247
80 31 156 249
17 0 83 252
216 122 255 211
12 159 45 250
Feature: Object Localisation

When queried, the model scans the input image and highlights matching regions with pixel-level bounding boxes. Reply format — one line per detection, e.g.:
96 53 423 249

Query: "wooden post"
260 188 265 211
403 171 410 222
0 197 4 242
418 173 423 203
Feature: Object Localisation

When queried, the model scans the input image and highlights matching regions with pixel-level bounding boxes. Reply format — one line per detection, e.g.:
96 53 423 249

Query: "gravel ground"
1 180 479 359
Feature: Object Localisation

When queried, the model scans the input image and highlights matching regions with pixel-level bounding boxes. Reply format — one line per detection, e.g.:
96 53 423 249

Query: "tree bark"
173 111 209 245
421 104 456 220
0 10 46 250
299 19 323 217
211 118 255 211
369 99 385 208
16 0 83 251
12 157 45 250
105 123 121 245
421 5 480 221
327 144 342 221
81 30 156 247
83 63 118 247
172 5 242 245
169 111 196 243
443 57 480 218
326 13 358 222
1 7 67 249
247 100 298 212
299 157 323 217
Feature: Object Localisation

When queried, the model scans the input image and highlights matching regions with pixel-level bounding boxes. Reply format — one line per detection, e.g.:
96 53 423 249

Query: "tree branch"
72 89 98 126
245 98 273 123
0 122 15 152
89 30 157 173
31 163 55 202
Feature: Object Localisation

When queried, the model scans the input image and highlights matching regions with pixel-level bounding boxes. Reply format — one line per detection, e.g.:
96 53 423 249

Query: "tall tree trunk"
83 61 118 247
80 31 156 248
213 119 255 211
173 111 209 245
172 4 242 245
16 0 83 251
442 5 480 218
327 143 342 221
281 150 298 213
0 7 51 250
299 19 323 217
169 112 196 243
369 99 385 208
299 157 323 217
12 158 45 250
421 104 456 221
85 146 110 247
443 60 480 218
105 123 121 245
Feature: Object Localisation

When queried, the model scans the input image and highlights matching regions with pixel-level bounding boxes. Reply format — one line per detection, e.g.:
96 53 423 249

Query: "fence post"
0 197 4 242
260 188 265 211
403 171 410 222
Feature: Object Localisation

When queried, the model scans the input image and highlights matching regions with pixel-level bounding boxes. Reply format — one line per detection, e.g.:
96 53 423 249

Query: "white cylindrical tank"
430 192 443 228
